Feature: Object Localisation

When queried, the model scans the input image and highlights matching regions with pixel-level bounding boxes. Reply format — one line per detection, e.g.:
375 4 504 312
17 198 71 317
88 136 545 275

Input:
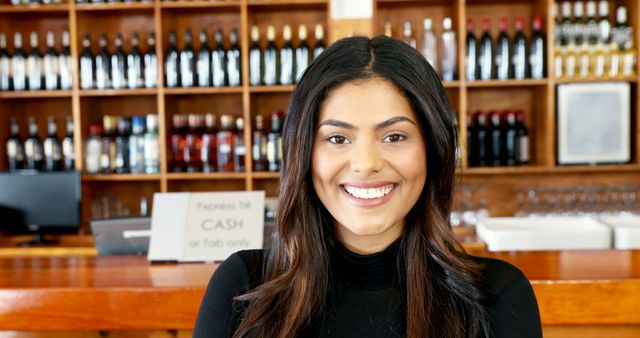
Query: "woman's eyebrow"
318 116 416 130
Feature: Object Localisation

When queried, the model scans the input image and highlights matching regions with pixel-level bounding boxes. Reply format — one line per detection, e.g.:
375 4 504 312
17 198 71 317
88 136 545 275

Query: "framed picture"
557 82 631 165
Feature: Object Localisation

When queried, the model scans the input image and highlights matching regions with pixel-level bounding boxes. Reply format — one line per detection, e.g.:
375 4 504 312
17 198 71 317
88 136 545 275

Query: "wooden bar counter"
1 250 640 336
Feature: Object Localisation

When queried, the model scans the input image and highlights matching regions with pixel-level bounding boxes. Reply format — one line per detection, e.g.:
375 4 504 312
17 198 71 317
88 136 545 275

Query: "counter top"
1 250 640 330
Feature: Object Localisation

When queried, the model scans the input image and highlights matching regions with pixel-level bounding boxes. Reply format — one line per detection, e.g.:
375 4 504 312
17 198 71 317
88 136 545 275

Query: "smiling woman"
193 36 542 338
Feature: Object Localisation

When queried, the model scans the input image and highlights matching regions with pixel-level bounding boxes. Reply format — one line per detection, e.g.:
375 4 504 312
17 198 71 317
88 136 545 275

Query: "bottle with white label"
85 124 102 174
0 33 9 91
280 25 294 85
80 34 95 90
515 110 529 165
249 26 262 86
43 31 59 90
263 25 278 86
295 24 310 82
423 18 438 75
441 17 457 81
197 29 211 87
144 32 157 88
26 32 43 91
43 116 62 171
59 31 72 90
233 117 245 172
227 28 241 86
144 114 160 174
217 114 234 172
12 32 26 91
127 32 144 89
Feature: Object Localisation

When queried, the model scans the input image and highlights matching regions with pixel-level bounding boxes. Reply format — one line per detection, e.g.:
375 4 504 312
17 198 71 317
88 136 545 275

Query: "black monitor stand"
17 233 58 247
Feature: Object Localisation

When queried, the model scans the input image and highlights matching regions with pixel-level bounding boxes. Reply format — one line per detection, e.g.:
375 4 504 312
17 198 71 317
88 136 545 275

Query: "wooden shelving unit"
1 0 639 229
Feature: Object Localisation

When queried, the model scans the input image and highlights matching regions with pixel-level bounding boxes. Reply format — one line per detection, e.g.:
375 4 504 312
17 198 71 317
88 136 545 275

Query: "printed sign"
148 191 265 262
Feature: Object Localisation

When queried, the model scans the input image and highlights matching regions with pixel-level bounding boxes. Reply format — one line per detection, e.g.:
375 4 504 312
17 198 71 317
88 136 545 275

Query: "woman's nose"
350 140 384 174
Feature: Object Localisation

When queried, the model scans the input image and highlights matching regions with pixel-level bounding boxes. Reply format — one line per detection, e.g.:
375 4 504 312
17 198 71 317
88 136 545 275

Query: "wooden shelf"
164 87 243 95
79 88 158 97
460 164 640 175
443 80 460 88
0 4 69 13
466 79 549 88
247 0 327 6
0 90 72 99
252 171 279 179
167 172 246 180
75 2 155 11
555 77 639 84
82 174 162 182
249 85 295 93
160 1 241 9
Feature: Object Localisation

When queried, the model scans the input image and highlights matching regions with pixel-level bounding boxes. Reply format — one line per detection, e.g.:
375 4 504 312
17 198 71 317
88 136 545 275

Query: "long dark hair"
233 36 489 338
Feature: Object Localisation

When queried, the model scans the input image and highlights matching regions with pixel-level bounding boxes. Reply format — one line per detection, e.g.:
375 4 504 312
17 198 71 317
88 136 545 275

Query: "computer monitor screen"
0 171 81 234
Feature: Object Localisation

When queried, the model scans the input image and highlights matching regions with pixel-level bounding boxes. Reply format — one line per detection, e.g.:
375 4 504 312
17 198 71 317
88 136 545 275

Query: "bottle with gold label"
621 40 636 77
563 43 577 79
607 40 620 78
591 41 607 78
577 44 591 78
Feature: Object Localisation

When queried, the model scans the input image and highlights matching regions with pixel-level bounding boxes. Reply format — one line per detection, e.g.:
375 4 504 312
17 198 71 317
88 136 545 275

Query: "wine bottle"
465 18 478 81
252 114 267 172
401 21 416 48
185 114 203 172
111 33 127 89
24 117 43 170
180 29 195 88
0 33 9 91
62 115 74 171
80 34 95 90
495 18 511 80
11 32 27 91
263 25 278 86
441 17 457 81
201 113 217 173
144 32 157 88
280 25 294 85
313 24 325 60
512 17 528 80
143 114 160 174
479 18 493 80
197 29 211 87
26 32 43 91
43 116 62 171
267 111 282 172
249 26 262 86
6 118 24 171
59 32 72 90
217 114 235 172
114 117 131 174
295 24 310 82
211 28 227 87
95 33 111 90
501 110 517 166
43 31 59 90
165 31 180 88
127 32 144 89
233 117 245 172
530 16 546 79
227 28 241 87
515 110 529 165
85 124 102 174
128 116 146 174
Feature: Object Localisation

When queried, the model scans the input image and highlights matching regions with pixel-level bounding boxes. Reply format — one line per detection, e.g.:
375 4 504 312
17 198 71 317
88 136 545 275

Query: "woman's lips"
340 183 398 208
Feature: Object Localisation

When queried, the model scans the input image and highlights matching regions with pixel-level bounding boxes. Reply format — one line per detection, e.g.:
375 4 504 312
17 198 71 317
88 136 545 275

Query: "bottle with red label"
216 114 235 172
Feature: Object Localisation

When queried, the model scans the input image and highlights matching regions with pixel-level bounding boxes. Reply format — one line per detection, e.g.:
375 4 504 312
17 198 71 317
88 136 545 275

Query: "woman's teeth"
343 184 395 199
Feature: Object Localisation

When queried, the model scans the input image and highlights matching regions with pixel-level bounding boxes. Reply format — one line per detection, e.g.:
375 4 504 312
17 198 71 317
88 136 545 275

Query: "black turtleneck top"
193 241 542 338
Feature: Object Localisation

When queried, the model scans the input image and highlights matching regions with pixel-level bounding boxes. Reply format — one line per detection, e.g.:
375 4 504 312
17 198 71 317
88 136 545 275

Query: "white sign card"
331 0 373 20
148 191 265 262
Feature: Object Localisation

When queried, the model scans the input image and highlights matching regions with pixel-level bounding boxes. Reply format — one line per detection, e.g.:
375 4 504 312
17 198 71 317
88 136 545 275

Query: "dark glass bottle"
127 32 144 89
267 111 282 172
573 1 586 46
201 113 217 173
95 33 111 90
465 18 479 81
500 110 517 166
26 32 43 91
144 32 158 88
530 16 546 79
233 117 245 172
170 114 187 172
279 25 294 85
295 24 310 82
12 32 26 91
6 118 24 171
43 31 59 90
62 115 75 170
263 25 278 86
100 116 116 174
165 31 180 88
252 114 267 171
465 112 475 167
114 117 131 174
227 28 241 87
80 34 95 90
512 17 528 80
111 33 127 89
487 111 502 166
180 29 195 88
211 29 227 87
143 114 160 174
185 114 203 172
495 18 511 80
43 116 62 171
478 18 493 81
197 29 211 87
59 31 73 90
249 25 262 86
313 24 325 60
0 33 9 91
216 114 235 172
24 117 43 170
515 110 529 165
472 111 487 167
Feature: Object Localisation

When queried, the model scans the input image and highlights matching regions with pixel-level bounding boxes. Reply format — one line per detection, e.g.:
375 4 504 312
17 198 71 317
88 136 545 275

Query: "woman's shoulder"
473 256 529 299
219 249 266 288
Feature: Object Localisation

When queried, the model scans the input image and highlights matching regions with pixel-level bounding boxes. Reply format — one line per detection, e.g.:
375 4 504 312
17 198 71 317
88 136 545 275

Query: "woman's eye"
383 134 406 143
327 135 349 144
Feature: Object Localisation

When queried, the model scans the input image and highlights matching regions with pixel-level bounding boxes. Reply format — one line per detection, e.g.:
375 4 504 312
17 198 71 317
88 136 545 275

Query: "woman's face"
311 78 427 254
